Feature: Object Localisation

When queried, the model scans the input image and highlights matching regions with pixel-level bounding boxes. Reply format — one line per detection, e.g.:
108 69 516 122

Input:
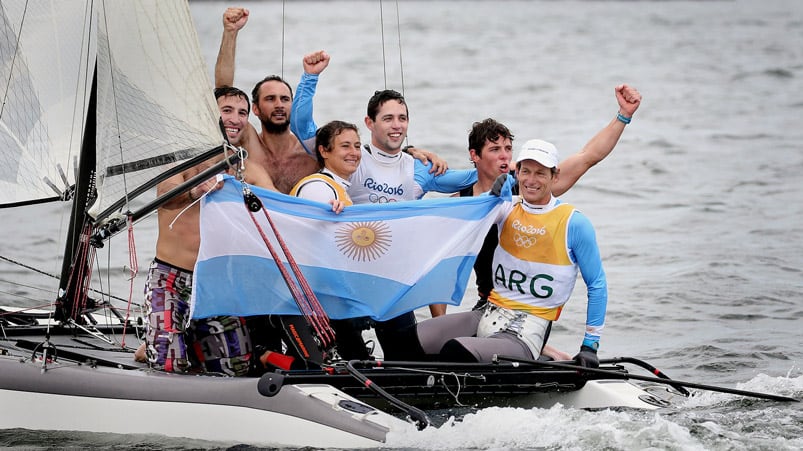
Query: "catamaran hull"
281 364 673 412
0 355 405 448
0 308 674 446
505 379 671 410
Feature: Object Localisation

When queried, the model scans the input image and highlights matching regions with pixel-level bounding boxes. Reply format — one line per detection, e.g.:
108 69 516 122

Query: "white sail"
0 0 222 216
0 1 92 206
93 0 222 220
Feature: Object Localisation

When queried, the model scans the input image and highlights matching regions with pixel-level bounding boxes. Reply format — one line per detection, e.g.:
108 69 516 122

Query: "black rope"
0 254 130 304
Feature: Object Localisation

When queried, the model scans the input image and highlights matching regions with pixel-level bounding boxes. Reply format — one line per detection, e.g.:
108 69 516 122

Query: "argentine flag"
190 177 504 321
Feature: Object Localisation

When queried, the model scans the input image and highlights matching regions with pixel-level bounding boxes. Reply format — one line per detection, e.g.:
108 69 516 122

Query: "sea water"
1 0 802 449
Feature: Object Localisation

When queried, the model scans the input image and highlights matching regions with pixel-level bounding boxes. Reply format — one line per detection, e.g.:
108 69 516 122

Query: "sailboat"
0 1 411 447
10 0 795 448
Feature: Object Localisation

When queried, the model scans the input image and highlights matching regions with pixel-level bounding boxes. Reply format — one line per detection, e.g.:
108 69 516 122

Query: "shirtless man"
215 7 319 194
136 87 276 374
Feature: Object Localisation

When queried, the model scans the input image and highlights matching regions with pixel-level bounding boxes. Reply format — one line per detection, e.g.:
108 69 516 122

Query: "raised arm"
291 50 329 142
215 7 249 88
552 84 642 196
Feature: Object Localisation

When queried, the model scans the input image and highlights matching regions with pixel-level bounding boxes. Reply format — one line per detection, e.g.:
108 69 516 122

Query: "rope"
247 205 335 347
99 4 131 208
0 255 130 304
0 0 28 121
395 0 406 96
120 215 138 348
0 302 57 316
379 0 387 89
241 187 336 349
281 0 286 77
257 207 334 339
0 255 60 280
73 223 97 320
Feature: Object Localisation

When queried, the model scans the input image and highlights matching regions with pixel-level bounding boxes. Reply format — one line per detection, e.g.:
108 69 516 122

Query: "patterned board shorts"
143 259 253 376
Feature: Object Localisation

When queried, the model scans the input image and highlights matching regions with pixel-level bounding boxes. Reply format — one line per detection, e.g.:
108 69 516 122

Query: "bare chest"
265 152 320 194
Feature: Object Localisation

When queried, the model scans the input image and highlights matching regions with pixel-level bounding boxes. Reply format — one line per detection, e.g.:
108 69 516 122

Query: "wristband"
616 113 631 125
582 339 599 351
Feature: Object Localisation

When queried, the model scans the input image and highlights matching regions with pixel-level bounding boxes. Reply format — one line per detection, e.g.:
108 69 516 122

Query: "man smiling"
414 139 607 369
215 86 249 146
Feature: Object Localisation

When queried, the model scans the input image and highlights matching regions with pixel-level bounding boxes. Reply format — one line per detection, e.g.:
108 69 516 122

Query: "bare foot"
134 342 147 363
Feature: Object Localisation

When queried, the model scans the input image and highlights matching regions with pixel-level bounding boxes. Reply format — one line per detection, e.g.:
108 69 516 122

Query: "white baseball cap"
516 139 559 169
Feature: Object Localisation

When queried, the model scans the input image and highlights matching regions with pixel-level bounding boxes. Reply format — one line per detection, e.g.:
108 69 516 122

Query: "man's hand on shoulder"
303 50 330 75
223 7 249 32
407 147 448 175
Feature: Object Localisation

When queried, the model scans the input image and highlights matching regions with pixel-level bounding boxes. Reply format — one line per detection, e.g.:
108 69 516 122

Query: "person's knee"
439 339 480 362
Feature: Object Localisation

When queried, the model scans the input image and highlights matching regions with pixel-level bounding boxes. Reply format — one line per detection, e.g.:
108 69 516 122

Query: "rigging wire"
119 216 139 347
395 0 406 96
0 255 133 304
67 0 94 204
0 0 28 127
0 255 60 281
377 0 407 93
0 297 54 311
93 240 120 345
99 3 131 213
281 0 286 77
379 0 388 89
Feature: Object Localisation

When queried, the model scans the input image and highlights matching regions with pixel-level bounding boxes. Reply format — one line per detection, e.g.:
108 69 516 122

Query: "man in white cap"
413 139 607 368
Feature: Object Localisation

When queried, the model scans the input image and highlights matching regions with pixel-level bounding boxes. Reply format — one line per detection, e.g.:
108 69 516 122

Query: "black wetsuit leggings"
249 311 426 363
330 317 372 360
374 311 426 361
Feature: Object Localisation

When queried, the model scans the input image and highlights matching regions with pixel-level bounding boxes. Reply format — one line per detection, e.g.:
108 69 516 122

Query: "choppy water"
2 0 803 449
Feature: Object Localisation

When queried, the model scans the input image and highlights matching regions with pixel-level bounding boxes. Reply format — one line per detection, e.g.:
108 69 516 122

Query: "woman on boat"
289 120 360 213
288 120 372 360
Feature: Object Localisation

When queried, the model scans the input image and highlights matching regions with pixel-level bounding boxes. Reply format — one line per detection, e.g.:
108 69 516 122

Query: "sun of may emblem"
335 221 392 261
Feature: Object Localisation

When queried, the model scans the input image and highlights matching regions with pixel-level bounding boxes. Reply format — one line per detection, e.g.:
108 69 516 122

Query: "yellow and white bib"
289 173 353 205
489 202 577 321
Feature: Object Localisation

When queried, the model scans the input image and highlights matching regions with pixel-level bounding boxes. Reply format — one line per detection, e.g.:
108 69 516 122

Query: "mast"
55 67 97 323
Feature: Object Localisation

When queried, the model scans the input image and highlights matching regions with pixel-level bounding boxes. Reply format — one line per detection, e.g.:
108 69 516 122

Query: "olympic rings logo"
368 193 397 203
513 233 535 248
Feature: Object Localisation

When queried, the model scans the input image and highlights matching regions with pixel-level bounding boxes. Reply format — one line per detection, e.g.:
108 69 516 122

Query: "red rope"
68 223 95 320
246 207 314 315
259 210 333 323
242 195 336 349
120 215 138 348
